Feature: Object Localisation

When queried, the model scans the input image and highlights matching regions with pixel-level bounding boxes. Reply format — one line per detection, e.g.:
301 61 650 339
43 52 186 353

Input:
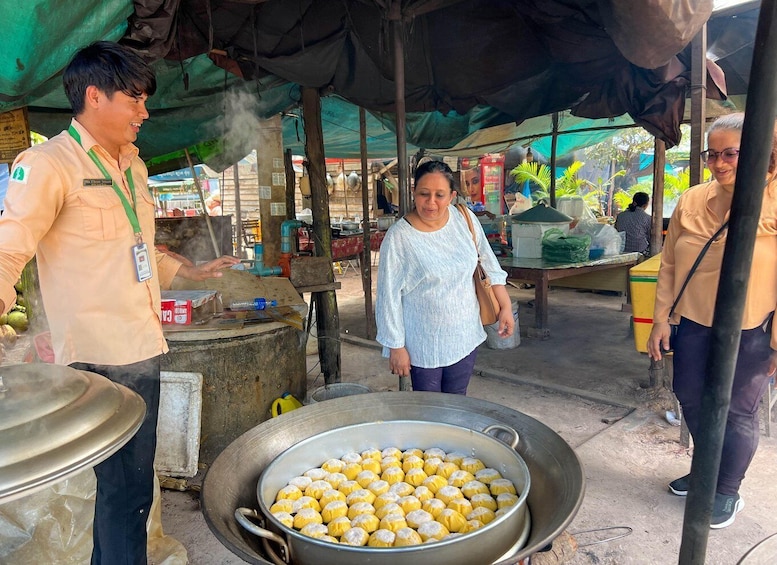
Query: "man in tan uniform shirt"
0 42 238 563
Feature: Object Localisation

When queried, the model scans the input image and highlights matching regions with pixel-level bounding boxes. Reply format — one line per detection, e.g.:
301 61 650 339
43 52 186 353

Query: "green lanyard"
68 125 143 241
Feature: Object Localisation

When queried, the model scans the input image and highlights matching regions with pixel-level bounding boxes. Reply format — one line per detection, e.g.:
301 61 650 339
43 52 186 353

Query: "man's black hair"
63 41 156 115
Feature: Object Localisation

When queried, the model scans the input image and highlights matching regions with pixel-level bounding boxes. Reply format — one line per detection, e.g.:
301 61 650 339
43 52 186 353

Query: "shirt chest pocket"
75 188 132 240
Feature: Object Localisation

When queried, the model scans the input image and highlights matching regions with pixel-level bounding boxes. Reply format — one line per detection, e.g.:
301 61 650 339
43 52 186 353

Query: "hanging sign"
0 108 31 163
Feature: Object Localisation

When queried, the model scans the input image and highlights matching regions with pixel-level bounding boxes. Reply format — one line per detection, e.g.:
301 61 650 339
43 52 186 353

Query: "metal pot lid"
511 202 572 223
0 363 145 504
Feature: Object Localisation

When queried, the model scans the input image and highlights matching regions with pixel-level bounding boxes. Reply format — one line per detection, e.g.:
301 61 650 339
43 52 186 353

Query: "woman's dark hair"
628 192 650 212
63 41 157 115
413 160 456 191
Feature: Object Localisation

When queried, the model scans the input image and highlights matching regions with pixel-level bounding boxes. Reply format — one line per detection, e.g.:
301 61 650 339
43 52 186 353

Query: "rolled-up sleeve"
155 250 183 290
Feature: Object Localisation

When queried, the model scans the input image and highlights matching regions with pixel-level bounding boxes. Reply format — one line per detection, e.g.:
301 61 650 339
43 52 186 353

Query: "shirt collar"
69 118 140 171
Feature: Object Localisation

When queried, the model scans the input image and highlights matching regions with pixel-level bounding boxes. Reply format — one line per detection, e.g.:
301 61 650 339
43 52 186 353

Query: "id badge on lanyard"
133 242 153 282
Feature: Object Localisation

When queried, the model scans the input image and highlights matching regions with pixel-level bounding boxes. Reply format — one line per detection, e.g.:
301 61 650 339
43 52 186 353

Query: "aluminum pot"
202 392 585 565
236 420 530 565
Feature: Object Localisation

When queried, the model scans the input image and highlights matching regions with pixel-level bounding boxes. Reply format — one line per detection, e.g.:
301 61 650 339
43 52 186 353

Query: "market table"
498 252 641 338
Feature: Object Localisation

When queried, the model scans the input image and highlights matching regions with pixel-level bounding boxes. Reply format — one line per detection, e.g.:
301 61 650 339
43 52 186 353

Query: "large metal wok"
237 420 531 565
202 392 585 564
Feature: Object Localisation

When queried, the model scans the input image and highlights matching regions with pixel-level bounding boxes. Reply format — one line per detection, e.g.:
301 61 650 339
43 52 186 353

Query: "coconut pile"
1 279 29 352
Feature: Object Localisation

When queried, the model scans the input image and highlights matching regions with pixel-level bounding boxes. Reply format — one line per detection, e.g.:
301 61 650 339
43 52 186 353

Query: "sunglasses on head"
701 147 740 164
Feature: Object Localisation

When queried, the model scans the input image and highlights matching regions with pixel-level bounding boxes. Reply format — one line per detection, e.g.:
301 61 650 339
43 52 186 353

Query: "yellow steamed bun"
460 457 485 474
373 491 400 510
276 485 303 502
405 509 434 529
421 498 447 519
470 493 498 511
379 513 408 533
347 501 376 520
497 492 520 509
394 526 423 546
293 507 323 529
351 513 380 533
327 515 351 537
300 523 329 538
436 508 467 533
346 488 376 506
489 478 517 496
341 526 369 546
321 500 348 523
270 499 294 514
375 502 404 520
368 528 396 547
474 468 502 484
417 521 449 541
320 489 346 507
404 468 428 487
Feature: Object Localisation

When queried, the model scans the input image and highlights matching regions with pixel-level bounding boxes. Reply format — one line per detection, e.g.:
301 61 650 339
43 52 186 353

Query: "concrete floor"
5 270 777 564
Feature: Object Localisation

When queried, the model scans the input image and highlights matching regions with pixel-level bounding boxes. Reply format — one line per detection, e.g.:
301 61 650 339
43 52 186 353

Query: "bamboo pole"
233 163 244 259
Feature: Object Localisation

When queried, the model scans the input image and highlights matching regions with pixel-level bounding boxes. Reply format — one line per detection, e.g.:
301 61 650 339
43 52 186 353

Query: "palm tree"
510 161 605 213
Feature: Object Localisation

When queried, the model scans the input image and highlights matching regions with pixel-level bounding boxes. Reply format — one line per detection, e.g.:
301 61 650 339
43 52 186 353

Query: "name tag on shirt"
133 243 153 282
83 178 113 186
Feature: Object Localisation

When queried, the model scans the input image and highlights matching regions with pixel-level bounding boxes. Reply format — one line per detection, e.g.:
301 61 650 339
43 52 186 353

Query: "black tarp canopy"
0 0 755 172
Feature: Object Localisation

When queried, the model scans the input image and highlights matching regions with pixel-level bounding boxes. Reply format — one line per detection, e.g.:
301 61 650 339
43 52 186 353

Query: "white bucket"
309 383 372 403
485 300 520 349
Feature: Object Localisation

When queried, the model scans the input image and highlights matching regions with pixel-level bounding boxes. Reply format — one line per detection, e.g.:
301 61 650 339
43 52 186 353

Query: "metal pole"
679 1 777 562
360 107 377 340
232 163 244 259
549 112 559 209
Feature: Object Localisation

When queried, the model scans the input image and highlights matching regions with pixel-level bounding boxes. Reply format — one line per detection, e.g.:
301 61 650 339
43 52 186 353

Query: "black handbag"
664 221 729 352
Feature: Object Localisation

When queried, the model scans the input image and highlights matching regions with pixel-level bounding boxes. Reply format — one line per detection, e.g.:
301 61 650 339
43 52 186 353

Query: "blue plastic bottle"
228 298 278 311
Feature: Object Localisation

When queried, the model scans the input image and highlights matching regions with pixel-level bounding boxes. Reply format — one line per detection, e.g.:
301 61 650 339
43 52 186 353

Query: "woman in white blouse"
376 160 514 394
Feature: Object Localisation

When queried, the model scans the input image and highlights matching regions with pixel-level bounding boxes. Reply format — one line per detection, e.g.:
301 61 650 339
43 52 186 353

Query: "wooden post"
391 2 411 218
257 115 285 268
689 25 707 188
651 138 666 256
302 86 341 384
284 149 295 221
360 107 377 339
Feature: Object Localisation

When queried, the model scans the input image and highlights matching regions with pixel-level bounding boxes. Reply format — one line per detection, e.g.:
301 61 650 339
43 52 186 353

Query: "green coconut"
7 311 28 332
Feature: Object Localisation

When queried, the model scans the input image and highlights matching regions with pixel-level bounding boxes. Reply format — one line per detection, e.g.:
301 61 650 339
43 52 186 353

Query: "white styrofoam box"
155 371 203 477
511 221 570 258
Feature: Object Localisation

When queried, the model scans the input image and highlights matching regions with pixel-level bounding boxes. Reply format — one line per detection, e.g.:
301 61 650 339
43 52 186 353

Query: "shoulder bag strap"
668 220 729 319
456 204 479 251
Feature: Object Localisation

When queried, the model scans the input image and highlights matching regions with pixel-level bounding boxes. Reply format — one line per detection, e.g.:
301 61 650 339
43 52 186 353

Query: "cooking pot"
235 420 530 565
202 392 585 564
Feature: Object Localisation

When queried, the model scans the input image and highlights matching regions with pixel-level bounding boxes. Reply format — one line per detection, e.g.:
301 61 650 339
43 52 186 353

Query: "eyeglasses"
701 147 740 164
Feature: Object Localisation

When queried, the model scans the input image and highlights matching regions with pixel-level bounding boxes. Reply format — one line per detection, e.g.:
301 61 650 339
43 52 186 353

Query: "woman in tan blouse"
648 112 777 529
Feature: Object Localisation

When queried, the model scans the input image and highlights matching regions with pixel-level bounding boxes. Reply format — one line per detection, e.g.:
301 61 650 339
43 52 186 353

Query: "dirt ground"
4 267 777 564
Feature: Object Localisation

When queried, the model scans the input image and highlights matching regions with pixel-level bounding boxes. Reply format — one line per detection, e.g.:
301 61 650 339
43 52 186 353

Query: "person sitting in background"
615 191 652 256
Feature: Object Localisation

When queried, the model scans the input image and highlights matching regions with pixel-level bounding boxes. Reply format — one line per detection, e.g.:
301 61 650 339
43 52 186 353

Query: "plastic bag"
508 193 533 215
542 228 591 263
570 222 624 256
591 224 625 256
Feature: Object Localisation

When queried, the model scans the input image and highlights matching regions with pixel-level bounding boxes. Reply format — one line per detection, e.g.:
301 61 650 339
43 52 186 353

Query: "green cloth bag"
541 228 591 263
